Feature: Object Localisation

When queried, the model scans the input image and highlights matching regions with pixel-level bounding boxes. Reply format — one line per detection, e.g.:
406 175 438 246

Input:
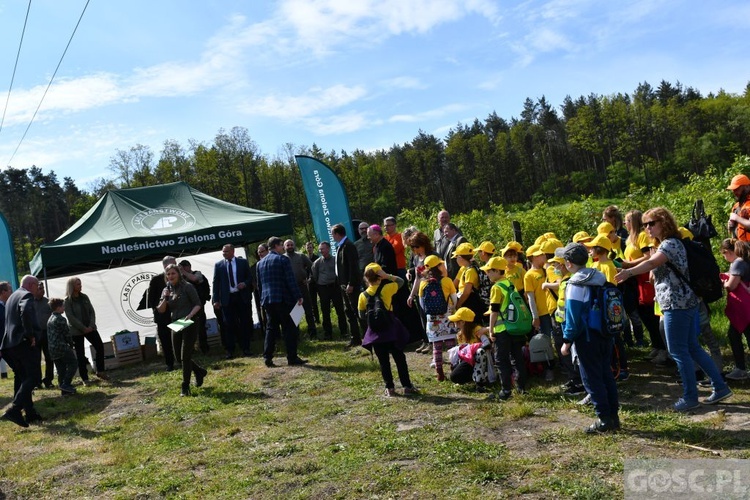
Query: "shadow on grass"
198 386 270 404
32 390 115 438
303 361 377 375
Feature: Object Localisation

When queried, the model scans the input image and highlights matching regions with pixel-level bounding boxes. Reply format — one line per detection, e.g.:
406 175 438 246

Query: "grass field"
1 331 749 499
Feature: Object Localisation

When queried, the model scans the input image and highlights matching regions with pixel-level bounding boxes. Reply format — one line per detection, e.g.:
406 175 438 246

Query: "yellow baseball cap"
365 263 382 274
480 256 507 271
573 231 593 243
477 241 496 254
448 307 475 323
526 244 544 257
452 242 475 258
500 241 523 255
541 238 563 254
423 255 443 268
584 234 612 251
597 221 615 235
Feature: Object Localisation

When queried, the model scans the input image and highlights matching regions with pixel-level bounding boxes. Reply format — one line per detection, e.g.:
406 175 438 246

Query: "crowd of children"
362 204 741 434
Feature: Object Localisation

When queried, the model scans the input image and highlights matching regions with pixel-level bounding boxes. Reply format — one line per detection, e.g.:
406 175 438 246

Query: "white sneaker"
429 361 436 368
725 367 749 381
577 393 592 405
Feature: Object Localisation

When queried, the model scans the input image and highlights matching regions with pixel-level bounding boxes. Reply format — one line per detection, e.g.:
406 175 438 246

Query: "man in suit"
331 223 362 347
257 237 306 367
1 276 43 428
353 221 374 280
443 223 466 280
148 255 177 370
213 244 254 359
434 210 451 256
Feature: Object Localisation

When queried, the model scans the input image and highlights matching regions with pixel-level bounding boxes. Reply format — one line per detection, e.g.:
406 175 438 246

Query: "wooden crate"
111 332 143 366
90 341 118 370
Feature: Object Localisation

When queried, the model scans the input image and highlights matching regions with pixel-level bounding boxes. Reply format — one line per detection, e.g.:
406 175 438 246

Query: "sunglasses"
643 220 660 228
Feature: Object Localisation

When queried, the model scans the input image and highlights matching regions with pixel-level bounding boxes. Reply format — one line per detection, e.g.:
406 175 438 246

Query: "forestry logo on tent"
121 271 159 326
131 207 197 234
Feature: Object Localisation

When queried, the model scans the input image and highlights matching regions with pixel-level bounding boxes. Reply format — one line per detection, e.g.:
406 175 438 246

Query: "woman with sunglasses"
615 207 732 411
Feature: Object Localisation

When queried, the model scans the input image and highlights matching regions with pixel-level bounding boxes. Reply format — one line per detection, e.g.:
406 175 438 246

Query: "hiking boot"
726 368 749 381
673 398 700 412
403 386 419 396
384 388 396 397
25 410 45 424
703 388 733 405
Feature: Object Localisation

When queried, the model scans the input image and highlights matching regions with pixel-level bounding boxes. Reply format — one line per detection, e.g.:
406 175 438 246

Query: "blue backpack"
585 283 626 338
422 278 448 315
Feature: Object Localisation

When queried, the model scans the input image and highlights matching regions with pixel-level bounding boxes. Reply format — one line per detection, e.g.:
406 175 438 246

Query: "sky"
0 0 748 189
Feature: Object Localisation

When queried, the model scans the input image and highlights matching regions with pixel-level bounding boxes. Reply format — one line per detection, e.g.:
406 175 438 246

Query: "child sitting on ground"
447 307 495 385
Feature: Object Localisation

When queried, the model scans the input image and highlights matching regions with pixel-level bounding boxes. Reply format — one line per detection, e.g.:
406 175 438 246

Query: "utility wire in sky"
6 0 91 167
0 0 32 135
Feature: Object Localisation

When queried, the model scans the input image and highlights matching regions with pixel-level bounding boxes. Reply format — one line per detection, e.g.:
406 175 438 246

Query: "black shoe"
195 368 207 388
25 411 45 424
225 351 233 360
346 340 362 348
585 418 618 434
288 358 309 366
242 350 252 357
1 409 29 428
563 384 586 397
180 383 191 397
199 343 210 354
42 380 54 389
166 365 175 372
264 359 276 368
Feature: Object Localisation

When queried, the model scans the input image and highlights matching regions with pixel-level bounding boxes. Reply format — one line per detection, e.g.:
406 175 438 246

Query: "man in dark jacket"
1 275 43 427
213 244 254 358
332 223 362 347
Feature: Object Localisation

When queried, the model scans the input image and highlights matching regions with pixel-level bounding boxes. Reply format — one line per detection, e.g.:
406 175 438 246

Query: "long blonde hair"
65 277 80 298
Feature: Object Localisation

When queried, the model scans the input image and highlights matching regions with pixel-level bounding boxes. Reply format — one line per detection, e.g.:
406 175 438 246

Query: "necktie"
228 260 236 288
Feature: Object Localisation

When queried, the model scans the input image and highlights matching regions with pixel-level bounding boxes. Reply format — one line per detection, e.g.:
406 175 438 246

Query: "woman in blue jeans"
615 207 732 411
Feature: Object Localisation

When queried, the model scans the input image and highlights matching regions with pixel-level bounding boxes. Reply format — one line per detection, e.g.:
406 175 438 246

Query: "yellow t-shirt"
358 281 400 311
623 231 651 262
505 262 525 293
489 280 509 332
418 277 456 301
592 260 617 284
545 265 561 315
458 266 479 295
524 267 552 317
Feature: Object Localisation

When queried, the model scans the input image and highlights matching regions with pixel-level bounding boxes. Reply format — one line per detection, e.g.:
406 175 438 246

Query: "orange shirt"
384 232 407 270
732 199 750 242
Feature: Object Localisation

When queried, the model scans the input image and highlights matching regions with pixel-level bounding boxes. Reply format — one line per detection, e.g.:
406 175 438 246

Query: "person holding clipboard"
158 264 207 397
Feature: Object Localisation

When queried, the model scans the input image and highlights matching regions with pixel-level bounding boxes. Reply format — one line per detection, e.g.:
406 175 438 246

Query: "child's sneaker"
673 398 700 412
577 393 592 406
616 370 630 382
703 388 733 405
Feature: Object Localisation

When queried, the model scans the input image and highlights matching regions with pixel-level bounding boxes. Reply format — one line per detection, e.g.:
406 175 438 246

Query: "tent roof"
30 182 292 278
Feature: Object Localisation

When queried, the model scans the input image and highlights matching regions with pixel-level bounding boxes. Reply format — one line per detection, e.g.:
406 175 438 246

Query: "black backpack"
686 199 718 242
365 281 391 332
666 237 723 304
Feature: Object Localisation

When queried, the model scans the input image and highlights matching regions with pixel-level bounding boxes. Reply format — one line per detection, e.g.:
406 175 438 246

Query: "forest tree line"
2 79 750 274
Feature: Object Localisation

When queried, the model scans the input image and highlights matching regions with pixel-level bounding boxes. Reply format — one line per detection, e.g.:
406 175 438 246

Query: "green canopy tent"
30 181 292 278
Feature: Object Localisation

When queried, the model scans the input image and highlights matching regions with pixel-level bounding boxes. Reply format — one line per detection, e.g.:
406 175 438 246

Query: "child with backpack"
558 243 621 433
447 307 495 385
483 257 530 400
453 243 486 324
586 234 630 382
418 255 458 381
524 243 556 382
358 263 418 397
500 241 526 294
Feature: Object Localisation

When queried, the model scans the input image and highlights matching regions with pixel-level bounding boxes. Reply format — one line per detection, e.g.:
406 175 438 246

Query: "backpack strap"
494 281 512 322
662 238 692 290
